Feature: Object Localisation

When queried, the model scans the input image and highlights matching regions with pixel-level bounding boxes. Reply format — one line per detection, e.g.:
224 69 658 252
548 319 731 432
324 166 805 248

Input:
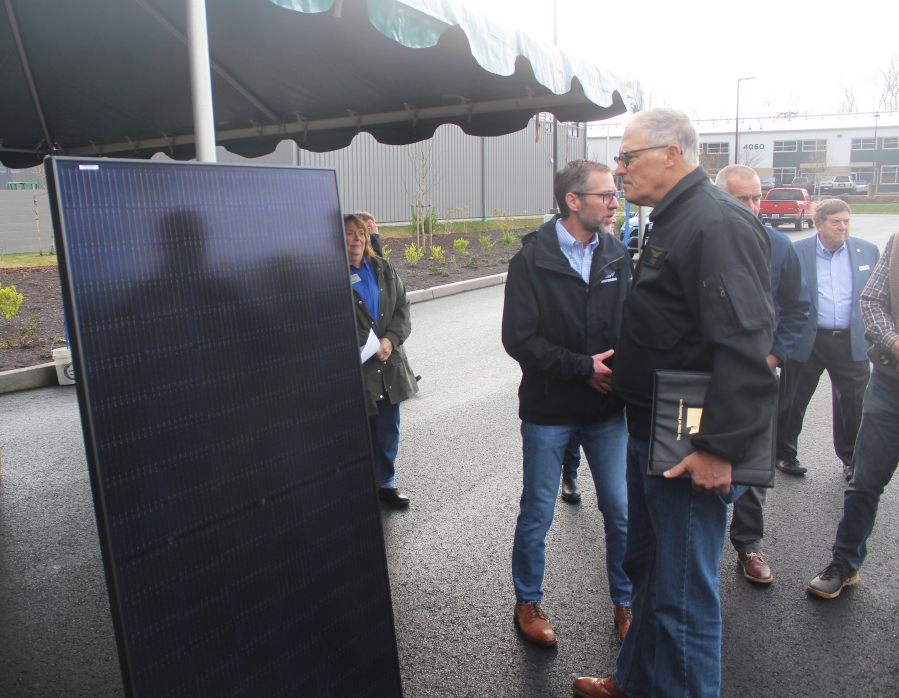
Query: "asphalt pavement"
1 217 898 697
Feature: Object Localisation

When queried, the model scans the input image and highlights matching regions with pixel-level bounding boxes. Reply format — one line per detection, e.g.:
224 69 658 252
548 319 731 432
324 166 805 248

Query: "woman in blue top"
344 214 419 506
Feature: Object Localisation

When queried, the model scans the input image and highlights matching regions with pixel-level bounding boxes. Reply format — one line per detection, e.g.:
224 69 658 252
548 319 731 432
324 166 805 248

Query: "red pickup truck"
759 188 816 231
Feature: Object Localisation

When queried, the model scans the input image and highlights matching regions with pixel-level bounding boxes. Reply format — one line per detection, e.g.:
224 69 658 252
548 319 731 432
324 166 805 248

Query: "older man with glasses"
502 159 633 648
572 109 777 698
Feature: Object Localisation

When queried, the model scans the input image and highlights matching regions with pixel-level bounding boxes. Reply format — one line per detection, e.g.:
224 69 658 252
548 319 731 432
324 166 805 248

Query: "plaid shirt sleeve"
860 233 899 353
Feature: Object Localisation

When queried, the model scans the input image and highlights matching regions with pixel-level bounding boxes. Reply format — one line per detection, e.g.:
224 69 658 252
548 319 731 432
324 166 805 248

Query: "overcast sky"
455 0 896 119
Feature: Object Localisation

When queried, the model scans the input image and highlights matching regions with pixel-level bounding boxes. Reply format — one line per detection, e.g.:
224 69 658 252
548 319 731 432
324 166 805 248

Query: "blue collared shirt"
350 257 380 320
815 235 853 330
555 218 599 283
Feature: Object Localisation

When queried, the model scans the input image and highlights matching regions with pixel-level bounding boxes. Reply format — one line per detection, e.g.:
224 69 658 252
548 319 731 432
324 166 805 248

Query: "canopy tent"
1 0 642 169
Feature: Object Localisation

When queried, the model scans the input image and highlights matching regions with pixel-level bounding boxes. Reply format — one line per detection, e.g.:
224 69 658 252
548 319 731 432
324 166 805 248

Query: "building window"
774 141 797 152
851 138 875 150
883 137 899 150
773 167 796 185
802 139 827 152
882 166 899 185
704 142 729 154
851 168 875 183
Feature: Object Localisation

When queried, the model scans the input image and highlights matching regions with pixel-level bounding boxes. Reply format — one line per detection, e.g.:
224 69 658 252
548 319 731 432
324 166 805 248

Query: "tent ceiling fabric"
0 0 642 169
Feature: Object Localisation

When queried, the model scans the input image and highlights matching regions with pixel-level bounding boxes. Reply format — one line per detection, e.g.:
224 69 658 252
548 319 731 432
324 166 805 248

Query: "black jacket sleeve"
501 251 594 382
688 222 779 463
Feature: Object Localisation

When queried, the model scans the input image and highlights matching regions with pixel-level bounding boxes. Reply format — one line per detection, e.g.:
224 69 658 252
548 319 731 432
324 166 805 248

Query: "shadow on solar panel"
45 157 403 698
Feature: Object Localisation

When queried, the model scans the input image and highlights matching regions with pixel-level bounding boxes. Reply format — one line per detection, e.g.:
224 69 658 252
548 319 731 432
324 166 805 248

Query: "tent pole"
4 0 53 154
186 0 217 162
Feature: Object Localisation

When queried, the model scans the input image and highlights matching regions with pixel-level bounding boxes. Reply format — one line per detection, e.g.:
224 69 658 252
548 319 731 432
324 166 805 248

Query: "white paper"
360 328 380 363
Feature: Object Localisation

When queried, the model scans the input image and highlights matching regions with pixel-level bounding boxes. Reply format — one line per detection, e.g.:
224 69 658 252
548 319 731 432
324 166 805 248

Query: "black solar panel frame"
45 156 403 698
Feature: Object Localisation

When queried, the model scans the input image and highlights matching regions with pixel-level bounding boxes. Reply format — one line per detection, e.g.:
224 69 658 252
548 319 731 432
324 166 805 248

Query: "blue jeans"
614 437 733 698
512 410 630 607
562 435 581 480
832 371 899 570
369 399 401 488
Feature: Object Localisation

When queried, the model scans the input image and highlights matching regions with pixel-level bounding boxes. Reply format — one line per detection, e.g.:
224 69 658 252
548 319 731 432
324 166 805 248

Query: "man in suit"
776 199 879 481
716 165 809 585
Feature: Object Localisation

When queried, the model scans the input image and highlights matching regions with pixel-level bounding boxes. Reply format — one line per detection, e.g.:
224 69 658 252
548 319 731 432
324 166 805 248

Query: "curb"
407 272 507 304
0 362 59 395
0 275 507 395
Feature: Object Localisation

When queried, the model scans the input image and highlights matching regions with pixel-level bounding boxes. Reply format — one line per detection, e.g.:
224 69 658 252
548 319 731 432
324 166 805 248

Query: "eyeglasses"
572 190 624 204
613 145 668 168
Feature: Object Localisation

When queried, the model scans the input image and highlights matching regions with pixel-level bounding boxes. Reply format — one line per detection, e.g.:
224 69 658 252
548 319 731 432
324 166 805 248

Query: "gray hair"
814 198 850 225
629 108 700 167
715 164 759 190
553 160 613 219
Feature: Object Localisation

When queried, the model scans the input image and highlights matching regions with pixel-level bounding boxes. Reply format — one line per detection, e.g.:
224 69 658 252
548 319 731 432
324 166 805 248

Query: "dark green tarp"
1 0 641 168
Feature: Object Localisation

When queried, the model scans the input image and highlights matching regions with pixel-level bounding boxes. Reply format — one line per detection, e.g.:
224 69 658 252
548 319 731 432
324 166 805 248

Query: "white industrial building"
588 111 899 193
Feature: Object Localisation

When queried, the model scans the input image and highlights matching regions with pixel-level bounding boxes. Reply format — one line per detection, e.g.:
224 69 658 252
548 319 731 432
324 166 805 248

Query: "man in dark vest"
808 232 899 598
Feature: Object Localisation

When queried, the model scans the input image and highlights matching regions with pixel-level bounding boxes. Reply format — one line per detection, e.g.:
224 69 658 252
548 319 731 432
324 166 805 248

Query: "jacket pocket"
704 266 769 337
625 303 683 350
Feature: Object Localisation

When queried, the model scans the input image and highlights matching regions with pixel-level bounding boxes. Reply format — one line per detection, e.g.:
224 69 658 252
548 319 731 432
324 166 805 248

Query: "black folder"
647 370 776 488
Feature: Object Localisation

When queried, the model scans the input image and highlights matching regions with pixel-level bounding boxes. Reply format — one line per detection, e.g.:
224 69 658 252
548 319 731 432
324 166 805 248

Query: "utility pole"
735 77 756 166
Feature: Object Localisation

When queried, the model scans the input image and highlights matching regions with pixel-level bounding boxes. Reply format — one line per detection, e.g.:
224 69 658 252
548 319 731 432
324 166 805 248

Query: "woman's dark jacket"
352 254 418 416
611 167 778 465
502 218 632 425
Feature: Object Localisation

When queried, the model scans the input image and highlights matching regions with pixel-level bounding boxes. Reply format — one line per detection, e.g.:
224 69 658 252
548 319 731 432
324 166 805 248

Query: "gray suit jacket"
791 234 879 363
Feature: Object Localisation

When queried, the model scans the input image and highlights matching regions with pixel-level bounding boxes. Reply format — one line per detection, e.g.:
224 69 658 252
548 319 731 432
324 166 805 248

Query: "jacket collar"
648 166 710 223
533 216 624 281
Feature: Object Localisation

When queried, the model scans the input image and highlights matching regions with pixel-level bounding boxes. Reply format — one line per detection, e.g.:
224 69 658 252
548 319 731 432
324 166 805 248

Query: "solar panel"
46 157 403 698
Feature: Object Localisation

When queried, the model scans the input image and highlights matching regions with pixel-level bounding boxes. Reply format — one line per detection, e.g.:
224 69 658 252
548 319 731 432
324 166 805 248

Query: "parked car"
818 176 836 195
855 180 869 195
760 188 816 231
831 175 856 195
760 177 777 193
790 176 813 195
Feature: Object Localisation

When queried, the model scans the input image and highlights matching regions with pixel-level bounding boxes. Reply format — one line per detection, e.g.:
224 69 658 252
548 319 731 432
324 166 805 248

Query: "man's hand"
766 353 780 370
587 349 614 393
376 337 393 362
664 450 732 495
891 337 899 361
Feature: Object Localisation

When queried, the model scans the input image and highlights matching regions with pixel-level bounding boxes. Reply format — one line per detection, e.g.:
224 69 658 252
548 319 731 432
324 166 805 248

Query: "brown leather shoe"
613 605 632 642
737 552 774 584
572 674 628 698
513 602 557 646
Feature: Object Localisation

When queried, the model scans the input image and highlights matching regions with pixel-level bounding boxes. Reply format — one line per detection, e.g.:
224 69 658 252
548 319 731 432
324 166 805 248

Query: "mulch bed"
0 267 66 371
0 230 527 372
385 230 520 291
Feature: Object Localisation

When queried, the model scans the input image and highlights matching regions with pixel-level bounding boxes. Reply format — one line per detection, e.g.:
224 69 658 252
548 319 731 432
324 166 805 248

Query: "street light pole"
735 77 756 166
551 0 559 212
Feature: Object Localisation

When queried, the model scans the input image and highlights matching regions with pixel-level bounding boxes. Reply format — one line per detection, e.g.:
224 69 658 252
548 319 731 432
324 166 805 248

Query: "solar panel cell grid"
48 158 402 697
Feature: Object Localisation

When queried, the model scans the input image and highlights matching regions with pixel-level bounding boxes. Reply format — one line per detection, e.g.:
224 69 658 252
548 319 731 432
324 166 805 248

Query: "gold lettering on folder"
677 401 703 440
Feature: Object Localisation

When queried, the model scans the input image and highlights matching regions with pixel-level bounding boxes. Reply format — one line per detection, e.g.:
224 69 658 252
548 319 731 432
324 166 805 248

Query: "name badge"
643 246 666 269
350 273 362 284
858 265 870 272
601 273 618 284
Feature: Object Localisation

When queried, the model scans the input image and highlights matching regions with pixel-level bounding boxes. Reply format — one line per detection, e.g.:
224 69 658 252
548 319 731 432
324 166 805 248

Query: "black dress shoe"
775 456 807 476
560 476 581 503
378 487 410 506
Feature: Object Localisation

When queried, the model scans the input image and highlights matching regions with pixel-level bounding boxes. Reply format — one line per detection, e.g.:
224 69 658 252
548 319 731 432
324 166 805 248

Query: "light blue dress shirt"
555 218 599 283
815 235 853 330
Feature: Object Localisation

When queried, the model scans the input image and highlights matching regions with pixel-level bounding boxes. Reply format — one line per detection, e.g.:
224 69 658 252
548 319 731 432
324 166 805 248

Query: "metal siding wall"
485 118 555 217
145 117 588 224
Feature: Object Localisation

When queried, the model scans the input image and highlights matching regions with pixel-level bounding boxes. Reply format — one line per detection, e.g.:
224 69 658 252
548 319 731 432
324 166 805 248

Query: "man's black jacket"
611 167 778 465
502 217 632 425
